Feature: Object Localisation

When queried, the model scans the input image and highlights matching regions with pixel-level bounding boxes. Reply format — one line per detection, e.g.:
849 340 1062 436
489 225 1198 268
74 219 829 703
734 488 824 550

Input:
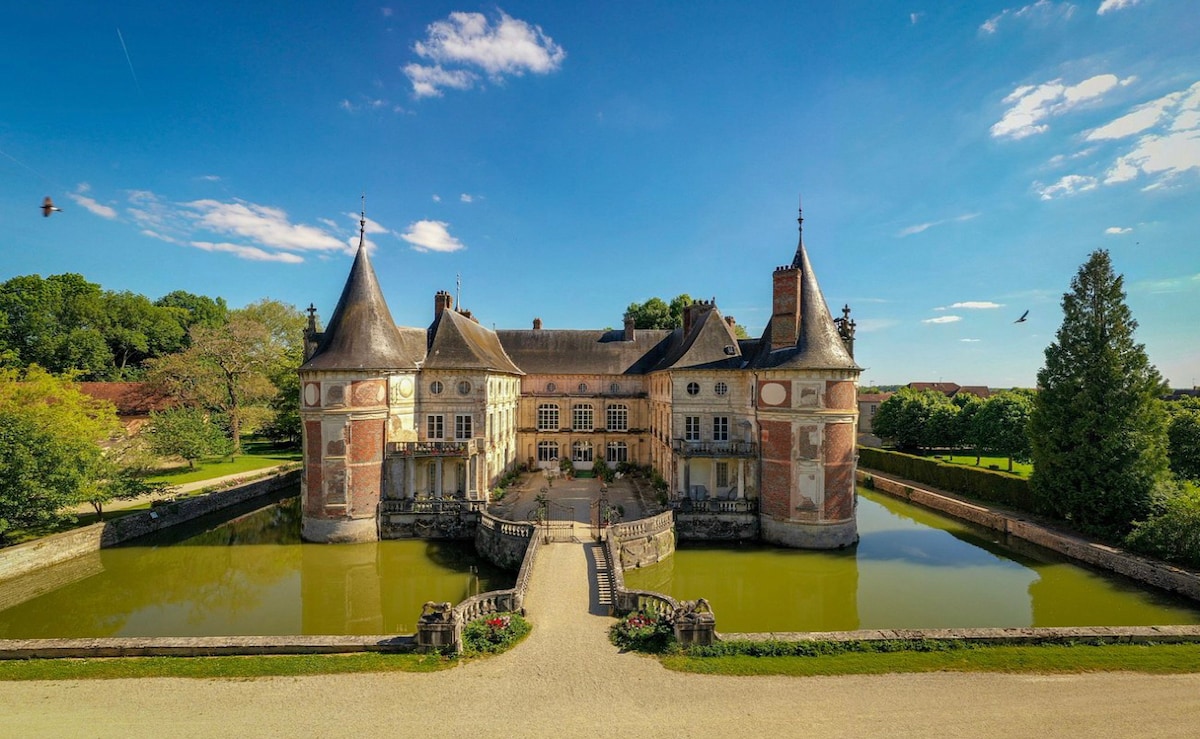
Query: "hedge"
859 447 1037 514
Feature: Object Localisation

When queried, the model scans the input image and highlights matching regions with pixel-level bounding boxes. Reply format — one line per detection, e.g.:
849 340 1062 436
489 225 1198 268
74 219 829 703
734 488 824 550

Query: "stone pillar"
435 458 444 499
736 459 745 499
406 458 415 499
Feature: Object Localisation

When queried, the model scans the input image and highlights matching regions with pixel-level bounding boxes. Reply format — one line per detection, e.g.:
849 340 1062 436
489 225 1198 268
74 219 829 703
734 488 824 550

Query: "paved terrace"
4 539 1200 737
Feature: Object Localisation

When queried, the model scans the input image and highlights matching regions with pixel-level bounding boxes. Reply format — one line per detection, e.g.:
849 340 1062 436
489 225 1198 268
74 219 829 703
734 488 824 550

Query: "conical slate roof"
754 239 860 371
300 242 424 371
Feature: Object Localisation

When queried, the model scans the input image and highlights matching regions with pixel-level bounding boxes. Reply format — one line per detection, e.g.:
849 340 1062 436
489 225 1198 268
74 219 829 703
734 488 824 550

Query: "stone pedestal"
416 602 462 653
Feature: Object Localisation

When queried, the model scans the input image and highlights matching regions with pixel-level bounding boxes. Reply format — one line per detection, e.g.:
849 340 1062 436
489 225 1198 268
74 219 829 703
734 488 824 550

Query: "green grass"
934 452 1033 478
146 439 300 485
0 652 453 681
662 643 1200 677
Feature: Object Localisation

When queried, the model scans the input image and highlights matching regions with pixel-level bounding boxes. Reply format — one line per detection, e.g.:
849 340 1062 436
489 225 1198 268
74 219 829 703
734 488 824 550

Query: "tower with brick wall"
752 208 861 548
298 214 425 542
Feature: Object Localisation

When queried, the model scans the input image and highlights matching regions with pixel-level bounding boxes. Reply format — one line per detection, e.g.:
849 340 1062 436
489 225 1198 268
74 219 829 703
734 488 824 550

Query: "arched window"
606 441 628 463
537 441 559 461
572 441 593 462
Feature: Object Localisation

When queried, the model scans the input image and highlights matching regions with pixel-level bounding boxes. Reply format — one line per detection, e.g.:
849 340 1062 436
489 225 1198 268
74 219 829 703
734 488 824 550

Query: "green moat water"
624 489 1200 633
0 498 512 639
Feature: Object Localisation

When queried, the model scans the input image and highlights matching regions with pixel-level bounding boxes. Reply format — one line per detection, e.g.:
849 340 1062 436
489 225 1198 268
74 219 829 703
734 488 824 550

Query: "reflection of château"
298 207 861 549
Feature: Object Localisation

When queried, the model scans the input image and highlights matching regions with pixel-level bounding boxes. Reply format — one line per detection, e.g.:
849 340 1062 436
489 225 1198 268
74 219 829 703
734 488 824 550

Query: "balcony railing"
379 497 485 514
386 440 482 457
673 498 758 514
671 440 757 458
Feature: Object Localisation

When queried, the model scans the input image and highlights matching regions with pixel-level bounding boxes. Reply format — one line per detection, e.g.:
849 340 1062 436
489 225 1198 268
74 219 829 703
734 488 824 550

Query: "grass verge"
661 643 1200 677
0 652 452 681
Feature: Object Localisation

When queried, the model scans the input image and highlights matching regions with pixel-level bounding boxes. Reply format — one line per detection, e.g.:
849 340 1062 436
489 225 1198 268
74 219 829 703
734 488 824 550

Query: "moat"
1 485 1197 639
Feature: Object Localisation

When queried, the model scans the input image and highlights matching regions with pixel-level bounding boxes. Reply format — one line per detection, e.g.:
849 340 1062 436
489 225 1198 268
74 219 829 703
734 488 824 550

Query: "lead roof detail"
300 242 425 371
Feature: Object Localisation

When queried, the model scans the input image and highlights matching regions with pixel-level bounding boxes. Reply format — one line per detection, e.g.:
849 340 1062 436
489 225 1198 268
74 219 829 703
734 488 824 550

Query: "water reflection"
625 489 1200 633
0 498 511 639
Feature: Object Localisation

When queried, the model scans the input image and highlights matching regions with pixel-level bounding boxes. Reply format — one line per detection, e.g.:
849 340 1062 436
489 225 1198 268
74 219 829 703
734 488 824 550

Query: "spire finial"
791 195 805 269
358 194 366 249
797 194 804 234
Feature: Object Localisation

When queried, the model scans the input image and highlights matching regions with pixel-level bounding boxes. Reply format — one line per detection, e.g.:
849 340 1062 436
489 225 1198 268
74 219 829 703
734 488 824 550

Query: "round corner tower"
298 236 422 543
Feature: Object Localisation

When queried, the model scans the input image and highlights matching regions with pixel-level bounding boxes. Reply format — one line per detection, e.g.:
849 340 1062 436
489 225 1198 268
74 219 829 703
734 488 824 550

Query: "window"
684 416 700 442
537 403 559 431
537 441 559 461
572 441 593 462
546 381 557 393
686 382 700 396
606 404 628 432
716 462 729 488
572 404 593 431
455 414 473 440
715 381 728 396
430 380 444 394
607 441 628 463
609 382 620 394
457 380 471 395
578 382 589 394
713 416 729 442
426 414 444 440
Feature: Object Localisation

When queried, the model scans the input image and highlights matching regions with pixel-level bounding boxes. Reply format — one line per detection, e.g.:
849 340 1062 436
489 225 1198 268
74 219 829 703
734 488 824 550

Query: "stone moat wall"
609 511 676 570
859 468 1200 603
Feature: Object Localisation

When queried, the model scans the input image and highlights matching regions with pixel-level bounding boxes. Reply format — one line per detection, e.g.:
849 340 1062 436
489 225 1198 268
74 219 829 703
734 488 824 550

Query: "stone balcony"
671 439 758 458
386 440 484 457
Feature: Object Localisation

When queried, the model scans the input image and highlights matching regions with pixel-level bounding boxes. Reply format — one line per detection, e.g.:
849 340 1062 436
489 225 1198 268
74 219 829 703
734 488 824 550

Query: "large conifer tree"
1029 249 1171 537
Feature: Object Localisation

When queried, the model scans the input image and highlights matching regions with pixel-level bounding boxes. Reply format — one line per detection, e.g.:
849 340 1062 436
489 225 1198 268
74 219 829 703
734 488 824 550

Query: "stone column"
406 458 415 499
736 458 745 499
435 458 444 499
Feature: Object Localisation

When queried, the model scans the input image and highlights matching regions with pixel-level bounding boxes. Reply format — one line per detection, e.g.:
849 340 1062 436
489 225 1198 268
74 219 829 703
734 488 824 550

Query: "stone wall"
475 512 535 570
860 469 1200 602
609 510 675 569
0 469 301 585
675 511 758 541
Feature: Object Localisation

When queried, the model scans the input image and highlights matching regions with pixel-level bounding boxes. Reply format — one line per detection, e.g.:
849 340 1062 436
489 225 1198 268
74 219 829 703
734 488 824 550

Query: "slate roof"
750 240 860 372
653 309 744 371
301 242 425 371
425 309 523 374
496 328 674 375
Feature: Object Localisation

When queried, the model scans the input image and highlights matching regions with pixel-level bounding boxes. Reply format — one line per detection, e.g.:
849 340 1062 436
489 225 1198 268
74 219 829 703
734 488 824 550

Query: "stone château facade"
299 208 861 548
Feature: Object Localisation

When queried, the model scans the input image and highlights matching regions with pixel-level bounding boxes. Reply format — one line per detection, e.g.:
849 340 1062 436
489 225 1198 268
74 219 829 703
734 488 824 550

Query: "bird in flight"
41 196 63 217
1014 310 1029 323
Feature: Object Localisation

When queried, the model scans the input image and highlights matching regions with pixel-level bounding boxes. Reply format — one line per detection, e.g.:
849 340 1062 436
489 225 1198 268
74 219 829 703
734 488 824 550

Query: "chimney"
724 315 736 331
533 317 543 330
434 290 454 319
683 299 714 336
769 264 802 350
623 313 635 342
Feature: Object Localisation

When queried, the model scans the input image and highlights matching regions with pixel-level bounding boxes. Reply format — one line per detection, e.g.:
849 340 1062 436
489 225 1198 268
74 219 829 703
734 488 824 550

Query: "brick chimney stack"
434 290 454 319
769 264 801 350
623 313 635 342
532 317 543 330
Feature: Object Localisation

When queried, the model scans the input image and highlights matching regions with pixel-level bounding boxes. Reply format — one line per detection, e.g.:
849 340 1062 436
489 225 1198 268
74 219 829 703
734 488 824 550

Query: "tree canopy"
625 293 749 337
1029 249 1171 537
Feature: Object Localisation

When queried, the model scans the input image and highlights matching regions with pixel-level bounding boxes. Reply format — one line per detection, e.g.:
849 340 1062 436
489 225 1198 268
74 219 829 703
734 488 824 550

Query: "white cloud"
943 301 1004 310
199 174 221 182
853 318 900 333
405 11 565 98
183 200 347 254
1132 273 1200 294
896 212 979 237
460 193 474 203
189 241 306 263
1105 226 1132 235
1081 82 1200 187
923 315 963 324
432 194 442 202
992 74 1127 139
980 1 1077 34
68 184 118 219
1097 0 1144 14
1087 86 1192 141
1036 174 1098 199
1105 130 1200 184
910 12 923 24
961 338 982 343
400 220 465 252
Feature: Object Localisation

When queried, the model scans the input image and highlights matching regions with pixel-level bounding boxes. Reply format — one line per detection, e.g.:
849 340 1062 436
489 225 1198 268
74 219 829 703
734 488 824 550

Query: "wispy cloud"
68 183 118 219
937 301 1004 310
400 220 465 252
183 200 347 254
1035 174 1098 199
897 212 979 237
961 338 982 343
460 193 475 203
991 74 1132 139
1105 226 1132 235
1131 273 1200 294
854 318 900 333
980 1 1077 35
189 241 305 263
339 96 400 114
1097 0 1144 14
910 12 923 25
923 315 963 324
432 194 442 203
1099 82 1200 186
404 11 565 98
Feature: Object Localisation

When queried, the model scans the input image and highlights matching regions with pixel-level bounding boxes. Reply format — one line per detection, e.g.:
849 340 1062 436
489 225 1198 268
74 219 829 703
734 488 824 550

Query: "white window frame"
537 403 559 431
427 414 444 440
455 414 473 440
684 416 700 442
713 416 729 442
572 404 593 432
606 441 628 463
537 441 559 461
572 440 593 462
606 404 628 432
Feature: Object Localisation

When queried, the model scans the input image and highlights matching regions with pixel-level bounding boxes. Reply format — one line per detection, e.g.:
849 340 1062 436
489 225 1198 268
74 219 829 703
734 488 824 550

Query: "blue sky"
1 1 1197 388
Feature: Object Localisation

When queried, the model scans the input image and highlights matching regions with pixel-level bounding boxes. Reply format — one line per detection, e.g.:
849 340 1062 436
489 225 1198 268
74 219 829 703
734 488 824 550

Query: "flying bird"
41 196 62 217
1014 310 1029 324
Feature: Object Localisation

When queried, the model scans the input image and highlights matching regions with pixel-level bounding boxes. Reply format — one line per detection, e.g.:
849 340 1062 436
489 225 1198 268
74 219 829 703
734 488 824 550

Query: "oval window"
458 380 472 395
430 381 444 395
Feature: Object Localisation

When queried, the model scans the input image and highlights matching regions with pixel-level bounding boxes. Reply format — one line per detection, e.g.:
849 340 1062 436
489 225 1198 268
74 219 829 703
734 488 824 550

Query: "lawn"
0 652 452 681
146 438 300 485
932 451 1033 478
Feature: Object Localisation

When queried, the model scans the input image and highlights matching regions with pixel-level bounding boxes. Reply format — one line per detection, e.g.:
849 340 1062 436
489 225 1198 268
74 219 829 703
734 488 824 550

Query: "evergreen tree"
1029 249 1171 537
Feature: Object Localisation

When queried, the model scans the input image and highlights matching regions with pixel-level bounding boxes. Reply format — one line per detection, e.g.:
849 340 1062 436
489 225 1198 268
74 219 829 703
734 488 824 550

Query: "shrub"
859 447 1036 513
1124 484 1200 568
461 612 531 655
610 611 674 653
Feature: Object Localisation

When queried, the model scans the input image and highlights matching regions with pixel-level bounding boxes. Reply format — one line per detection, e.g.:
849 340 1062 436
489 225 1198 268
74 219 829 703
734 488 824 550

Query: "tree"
953 394 986 463
1166 399 1200 481
155 290 230 335
146 407 232 469
972 391 1033 472
872 387 954 452
1029 249 1172 537
625 297 672 329
0 366 121 540
0 273 111 378
100 291 187 375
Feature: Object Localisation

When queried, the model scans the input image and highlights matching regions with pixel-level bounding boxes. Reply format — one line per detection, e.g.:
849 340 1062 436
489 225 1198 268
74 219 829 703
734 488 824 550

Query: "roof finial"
792 194 805 269
797 194 804 234
456 272 462 313
358 194 367 249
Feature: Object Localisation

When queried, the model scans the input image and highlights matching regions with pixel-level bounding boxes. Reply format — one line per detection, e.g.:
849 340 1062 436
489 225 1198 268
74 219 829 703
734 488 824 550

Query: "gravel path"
2 542 1199 738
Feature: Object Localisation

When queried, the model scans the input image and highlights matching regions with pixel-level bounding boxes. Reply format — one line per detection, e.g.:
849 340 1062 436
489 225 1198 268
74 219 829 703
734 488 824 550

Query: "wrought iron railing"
671 440 757 457
386 440 482 457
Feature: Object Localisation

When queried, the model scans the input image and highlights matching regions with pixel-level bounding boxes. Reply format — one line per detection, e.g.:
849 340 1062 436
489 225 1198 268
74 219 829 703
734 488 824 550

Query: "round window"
546 382 557 393
715 382 728 396
430 381 444 395
609 382 620 394
686 382 700 396
458 380 472 395
578 383 589 393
